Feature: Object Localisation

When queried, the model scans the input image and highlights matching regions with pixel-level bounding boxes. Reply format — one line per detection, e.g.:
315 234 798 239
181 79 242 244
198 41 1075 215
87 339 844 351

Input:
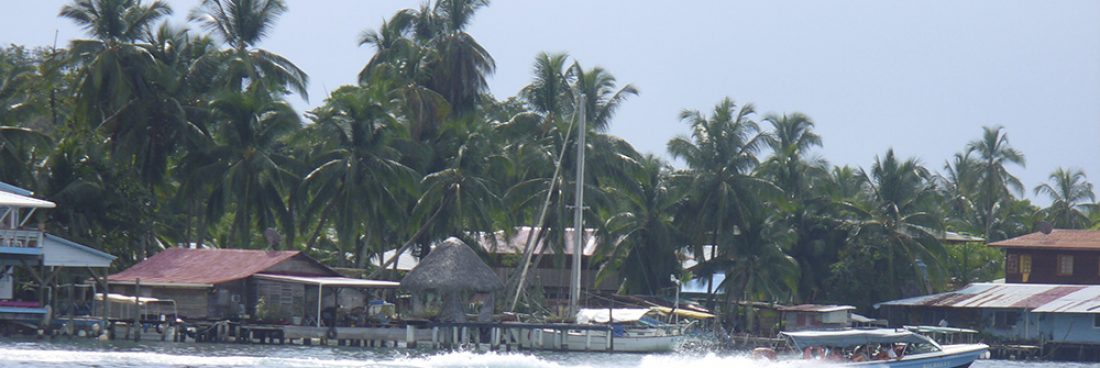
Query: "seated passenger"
851 346 868 362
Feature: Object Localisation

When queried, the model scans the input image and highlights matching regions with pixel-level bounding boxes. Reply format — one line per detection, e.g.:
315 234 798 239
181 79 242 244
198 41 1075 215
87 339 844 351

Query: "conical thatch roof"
401 237 503 292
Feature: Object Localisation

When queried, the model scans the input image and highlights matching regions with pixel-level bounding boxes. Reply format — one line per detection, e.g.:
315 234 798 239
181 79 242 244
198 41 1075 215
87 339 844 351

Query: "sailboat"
512 92 686 353
525 308 684 352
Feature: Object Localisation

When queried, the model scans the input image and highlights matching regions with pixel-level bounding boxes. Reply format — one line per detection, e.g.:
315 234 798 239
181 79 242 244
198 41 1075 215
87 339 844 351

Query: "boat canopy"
575 308 656 324
780 329 936 350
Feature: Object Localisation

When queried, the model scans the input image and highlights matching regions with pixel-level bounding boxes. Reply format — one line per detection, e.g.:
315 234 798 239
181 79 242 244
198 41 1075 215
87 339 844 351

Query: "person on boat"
850 345 869 362
874 343 899 360
823 346 844 362
802 346 825 360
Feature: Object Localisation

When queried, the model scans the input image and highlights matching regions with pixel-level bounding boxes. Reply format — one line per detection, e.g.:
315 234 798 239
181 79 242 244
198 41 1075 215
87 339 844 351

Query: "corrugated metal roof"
989 230 1100 250
253 274 400 288
108 248 339 286
1032 287 1100 313
777 304 856 313
475 226 598 256
876 283 1100 313
0 190 55 208
0 181 33 196
942 231 985 243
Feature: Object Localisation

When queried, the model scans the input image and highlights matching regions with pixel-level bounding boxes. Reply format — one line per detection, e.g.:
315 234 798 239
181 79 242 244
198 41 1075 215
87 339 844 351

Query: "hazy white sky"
3 1 1099 204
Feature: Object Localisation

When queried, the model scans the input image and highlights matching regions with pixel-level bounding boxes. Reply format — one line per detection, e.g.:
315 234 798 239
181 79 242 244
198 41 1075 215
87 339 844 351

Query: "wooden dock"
85 320 618 352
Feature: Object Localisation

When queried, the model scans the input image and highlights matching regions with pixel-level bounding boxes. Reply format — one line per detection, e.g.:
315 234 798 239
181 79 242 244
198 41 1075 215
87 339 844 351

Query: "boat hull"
845 344 989 368
522 329 681 353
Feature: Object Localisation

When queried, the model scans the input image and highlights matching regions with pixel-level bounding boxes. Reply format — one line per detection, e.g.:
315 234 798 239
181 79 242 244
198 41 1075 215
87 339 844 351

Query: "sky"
3 1 1099 205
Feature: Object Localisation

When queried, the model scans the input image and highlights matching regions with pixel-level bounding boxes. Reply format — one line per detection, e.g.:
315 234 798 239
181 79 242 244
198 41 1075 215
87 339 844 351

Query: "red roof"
988 230 1100 251
108 248 337 286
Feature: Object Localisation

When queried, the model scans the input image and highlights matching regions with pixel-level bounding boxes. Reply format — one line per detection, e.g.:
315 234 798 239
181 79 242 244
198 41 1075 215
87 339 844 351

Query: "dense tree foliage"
0 0 1089 316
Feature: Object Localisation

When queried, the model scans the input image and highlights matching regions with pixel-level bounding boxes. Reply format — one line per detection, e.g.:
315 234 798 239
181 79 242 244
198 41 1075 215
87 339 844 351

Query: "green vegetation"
1 0 1095 312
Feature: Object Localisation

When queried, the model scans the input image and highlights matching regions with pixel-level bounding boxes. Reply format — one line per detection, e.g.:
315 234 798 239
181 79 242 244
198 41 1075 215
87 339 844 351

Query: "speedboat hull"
845 343 989 368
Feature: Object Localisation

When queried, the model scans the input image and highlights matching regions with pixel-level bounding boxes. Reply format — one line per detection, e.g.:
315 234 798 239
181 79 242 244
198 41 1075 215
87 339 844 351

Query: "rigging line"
508 108 581 312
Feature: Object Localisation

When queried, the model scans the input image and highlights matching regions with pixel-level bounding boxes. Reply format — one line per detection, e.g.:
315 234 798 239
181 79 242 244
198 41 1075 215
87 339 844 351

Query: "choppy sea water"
0 338 1084 368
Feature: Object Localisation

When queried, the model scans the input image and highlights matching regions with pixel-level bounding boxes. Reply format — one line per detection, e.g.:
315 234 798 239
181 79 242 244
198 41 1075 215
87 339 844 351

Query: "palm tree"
851 149 946 298
938 152 981 233
1034 168 1096 229
598 154 684 294
760 112 824 196
715 205 798 331
570 62 639 132
668 97 775 303
966 126 1025 241
418 0 495 115
362 0 494 116
198 89 301 248
300 86 417 266
0 126 51 187
0 49 36 126
758 112 830 302
521 52 572 118
190 0 309 98
60 0 191 259
61 0 183 186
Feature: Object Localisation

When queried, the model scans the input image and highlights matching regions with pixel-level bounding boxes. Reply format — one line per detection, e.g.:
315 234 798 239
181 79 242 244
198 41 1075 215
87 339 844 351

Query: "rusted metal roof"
989 230 1100 250
108 248 338 286
474 226 598 256
876 283 1100 313
777 304 856 313
1032 287 1100 313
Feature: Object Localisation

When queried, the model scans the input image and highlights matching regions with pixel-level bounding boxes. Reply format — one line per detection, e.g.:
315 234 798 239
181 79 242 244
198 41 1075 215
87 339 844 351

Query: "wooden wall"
253 278 305 322
1005 249 1100 284
110 284 209 320
263 255 335 276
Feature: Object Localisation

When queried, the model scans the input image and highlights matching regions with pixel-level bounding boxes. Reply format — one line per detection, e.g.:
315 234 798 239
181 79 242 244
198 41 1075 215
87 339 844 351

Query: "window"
1094 314 1100 328
994 311 1019 329
1006 254 1019 274
1057 255 1074 276
1020 255 1032 274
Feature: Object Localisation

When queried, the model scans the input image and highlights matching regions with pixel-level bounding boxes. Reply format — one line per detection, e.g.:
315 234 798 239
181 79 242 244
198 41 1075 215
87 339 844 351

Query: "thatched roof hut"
401 237 503 292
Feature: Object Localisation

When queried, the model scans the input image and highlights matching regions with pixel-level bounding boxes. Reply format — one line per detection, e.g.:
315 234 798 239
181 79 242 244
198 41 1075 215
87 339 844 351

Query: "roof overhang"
254 273 400 289
107 280 213 288
0 190 55 208
94 293 174 304
42 234 115 268
989 244 1100 251
777 304 857 313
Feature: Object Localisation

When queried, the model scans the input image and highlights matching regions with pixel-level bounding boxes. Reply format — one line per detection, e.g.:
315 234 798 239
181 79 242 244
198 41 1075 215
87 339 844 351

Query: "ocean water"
0 338 1082 368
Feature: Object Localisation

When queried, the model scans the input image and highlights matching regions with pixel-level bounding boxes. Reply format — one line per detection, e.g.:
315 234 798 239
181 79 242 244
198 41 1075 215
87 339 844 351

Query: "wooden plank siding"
1005 249 1100 284
112 284 209 320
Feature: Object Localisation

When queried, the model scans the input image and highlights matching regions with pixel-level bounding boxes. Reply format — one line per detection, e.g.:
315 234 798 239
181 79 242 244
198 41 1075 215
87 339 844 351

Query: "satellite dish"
1036 221 1053 235
264 227 283 248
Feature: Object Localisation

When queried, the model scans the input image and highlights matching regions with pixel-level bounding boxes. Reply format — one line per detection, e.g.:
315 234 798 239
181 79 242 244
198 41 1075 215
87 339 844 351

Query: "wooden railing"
0 229 44 248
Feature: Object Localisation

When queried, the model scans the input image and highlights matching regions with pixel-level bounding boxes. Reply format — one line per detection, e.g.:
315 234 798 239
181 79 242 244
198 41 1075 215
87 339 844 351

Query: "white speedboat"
780 329 988 367
522 308 684 353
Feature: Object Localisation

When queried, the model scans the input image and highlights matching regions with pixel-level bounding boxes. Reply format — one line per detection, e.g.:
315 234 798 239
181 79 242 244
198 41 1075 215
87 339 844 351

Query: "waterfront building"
777 304 858 331
0 181 116 327
400 237 502 322
373 227 619 304
106 248 398 325
990 229 1100 284
877 229 1100 351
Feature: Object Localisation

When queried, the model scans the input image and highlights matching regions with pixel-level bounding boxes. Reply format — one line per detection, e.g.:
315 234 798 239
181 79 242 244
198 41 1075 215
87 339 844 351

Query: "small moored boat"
780 328 989 367
525 308 684 353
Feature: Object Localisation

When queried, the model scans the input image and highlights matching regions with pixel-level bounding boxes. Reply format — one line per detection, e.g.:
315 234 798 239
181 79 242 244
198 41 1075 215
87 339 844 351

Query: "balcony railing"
0 229 44 248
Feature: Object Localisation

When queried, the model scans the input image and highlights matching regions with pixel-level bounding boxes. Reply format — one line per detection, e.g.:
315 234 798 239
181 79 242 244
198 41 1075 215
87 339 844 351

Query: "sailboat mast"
570 93 586 315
